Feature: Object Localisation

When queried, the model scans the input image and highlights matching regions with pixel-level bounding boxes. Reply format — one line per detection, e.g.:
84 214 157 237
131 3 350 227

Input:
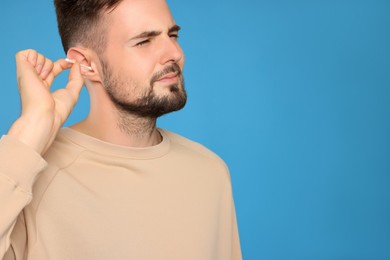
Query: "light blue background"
1 1 389 259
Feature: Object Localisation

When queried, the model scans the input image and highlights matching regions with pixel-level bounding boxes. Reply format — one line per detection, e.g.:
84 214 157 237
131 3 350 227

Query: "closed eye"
170 34 179 40
135 39 150 47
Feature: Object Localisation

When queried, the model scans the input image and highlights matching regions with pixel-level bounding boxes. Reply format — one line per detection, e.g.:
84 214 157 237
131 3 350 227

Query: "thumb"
65 61 85 103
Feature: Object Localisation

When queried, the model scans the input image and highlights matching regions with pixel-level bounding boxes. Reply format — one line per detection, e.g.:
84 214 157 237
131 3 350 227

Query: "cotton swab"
65 58 93 71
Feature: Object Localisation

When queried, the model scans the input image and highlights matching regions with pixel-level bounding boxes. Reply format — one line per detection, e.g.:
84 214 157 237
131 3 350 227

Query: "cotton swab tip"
65 58 93 71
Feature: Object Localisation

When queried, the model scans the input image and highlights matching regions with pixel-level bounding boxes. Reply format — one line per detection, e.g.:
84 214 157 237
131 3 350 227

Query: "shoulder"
160 129 229 170
43 129 86 169
27 129 87 212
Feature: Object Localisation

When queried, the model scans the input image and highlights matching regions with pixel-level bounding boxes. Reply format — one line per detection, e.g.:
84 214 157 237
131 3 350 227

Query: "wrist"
8 115 53 154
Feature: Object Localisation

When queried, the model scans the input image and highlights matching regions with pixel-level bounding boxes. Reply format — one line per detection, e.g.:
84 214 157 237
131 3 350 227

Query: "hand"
7 49 85 155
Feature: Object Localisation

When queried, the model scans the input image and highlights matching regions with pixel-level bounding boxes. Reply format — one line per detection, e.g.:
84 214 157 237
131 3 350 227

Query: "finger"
16 50 42 91
45 59 72 86
16 49 52 80
35 53 46 75
40 58 54 81
26 49 38 67
53 58 73 77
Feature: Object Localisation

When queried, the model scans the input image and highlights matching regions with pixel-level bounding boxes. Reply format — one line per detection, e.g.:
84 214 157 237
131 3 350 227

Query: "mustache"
150 63 182 85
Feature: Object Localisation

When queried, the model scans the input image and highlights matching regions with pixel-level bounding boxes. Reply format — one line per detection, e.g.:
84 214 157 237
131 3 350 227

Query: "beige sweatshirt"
0 128 241 260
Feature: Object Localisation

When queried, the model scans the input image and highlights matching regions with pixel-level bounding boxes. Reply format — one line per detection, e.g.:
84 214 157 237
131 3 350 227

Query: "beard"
101 61 187 119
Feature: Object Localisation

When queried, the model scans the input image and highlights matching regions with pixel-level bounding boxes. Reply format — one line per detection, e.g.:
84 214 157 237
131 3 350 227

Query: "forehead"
105 0 176 34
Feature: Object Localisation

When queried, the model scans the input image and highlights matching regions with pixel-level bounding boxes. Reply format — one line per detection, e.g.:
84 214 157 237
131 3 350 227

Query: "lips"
154 72 180 85
156 72 179 82
150 64 182 86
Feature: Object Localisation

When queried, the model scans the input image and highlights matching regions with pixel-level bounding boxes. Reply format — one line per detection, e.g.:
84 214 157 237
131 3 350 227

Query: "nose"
159 36 184 65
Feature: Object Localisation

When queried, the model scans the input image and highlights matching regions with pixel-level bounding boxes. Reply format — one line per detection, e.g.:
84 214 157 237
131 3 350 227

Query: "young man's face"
99 0 186 118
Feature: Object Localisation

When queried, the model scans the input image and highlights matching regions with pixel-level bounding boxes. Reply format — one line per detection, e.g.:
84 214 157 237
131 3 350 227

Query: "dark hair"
54 0 123 54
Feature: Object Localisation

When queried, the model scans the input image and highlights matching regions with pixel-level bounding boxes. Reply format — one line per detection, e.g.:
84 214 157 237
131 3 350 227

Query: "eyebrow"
129 25 181 41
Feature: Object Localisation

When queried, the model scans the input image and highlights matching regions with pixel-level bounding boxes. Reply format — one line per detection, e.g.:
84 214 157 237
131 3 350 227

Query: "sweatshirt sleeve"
0 135 47 259
232 201 242 260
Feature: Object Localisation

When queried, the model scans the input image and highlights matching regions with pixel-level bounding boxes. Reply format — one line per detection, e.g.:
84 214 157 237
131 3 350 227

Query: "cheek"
109 62 150 92
116 60 155 97
123 52 156 82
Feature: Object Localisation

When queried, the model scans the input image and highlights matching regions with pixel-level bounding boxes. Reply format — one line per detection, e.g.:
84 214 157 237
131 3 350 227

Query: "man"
0 0 242 259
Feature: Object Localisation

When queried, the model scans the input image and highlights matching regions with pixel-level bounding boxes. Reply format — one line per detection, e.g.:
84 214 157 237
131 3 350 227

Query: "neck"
72 79 164 147
71 107 162 148
116 109 161 145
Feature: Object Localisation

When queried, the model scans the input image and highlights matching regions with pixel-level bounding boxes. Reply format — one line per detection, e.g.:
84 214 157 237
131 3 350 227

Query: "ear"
67 47 102 83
